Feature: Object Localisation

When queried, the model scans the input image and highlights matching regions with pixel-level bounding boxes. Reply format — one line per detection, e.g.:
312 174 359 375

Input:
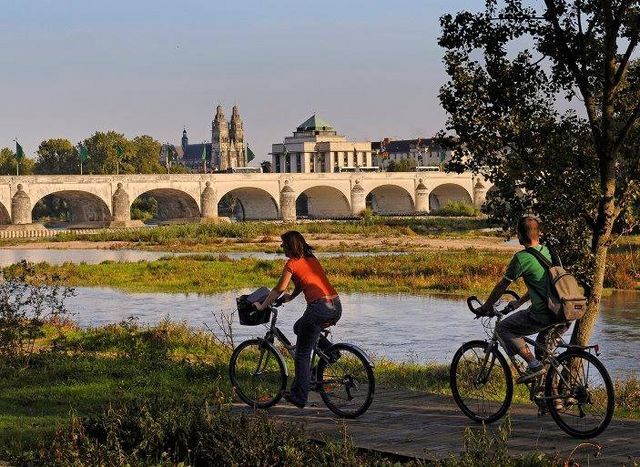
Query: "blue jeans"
290 297 342 403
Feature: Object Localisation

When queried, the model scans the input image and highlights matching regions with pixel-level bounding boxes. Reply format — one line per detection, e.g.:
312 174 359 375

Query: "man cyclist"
480 215 569 384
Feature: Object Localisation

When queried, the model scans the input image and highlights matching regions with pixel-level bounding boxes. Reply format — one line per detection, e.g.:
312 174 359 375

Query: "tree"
130 135 165 174
34 139 79 174
0 148 35 175
260 160 272 173
386 158 417 172
82 131 131 175
438 1 640 345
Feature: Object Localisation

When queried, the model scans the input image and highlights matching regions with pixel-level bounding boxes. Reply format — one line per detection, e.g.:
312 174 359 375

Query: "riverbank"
1 320 637 464
7 249 637 296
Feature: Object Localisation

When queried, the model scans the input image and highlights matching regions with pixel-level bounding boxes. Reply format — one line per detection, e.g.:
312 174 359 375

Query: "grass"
0 217 496 249
1 319 637 464
6 248 637 297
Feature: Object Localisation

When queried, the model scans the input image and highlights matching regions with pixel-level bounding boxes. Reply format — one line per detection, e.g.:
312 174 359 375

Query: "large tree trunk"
571 240 609 346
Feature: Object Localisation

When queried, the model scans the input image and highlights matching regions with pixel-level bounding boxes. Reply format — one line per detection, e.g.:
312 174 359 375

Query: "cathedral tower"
211 104 246 170
229 105 246 167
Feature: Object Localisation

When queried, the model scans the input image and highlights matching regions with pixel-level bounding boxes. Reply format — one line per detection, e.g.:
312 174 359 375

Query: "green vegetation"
7 248 636 296
431 201 482 217
1 319 635 465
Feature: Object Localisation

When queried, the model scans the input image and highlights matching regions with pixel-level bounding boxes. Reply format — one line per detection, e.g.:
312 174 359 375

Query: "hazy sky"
1 0 478 162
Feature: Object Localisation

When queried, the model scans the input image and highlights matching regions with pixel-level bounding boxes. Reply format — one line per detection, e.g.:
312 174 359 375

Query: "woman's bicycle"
229 298 375 418
450 291 614 439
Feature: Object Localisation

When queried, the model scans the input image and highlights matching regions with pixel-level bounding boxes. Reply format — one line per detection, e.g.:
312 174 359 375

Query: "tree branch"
612 31 639 88
613 98 640 153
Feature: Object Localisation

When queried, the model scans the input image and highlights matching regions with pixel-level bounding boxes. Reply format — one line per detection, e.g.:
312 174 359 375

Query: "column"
11 184 32 225
473 180 487 208
111 183 131 223
351 180 366 216
415 179 428 213
200 181 218 220
280 182 296 221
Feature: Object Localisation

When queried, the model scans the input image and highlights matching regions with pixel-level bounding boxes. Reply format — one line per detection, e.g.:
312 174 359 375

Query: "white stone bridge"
0 172 490 228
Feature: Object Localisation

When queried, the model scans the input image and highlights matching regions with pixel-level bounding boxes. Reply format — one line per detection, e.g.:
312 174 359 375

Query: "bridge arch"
428 183 473 211
296 186 351 219
31 190 112 227
0 202 10 225
218 187 279 221
366 184 415 215
131 188 200 224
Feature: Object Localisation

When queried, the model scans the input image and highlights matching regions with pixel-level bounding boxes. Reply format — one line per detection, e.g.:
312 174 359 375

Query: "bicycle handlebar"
467 290 521 318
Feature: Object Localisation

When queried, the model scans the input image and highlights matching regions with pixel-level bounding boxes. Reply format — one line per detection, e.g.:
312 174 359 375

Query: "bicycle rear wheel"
229 339 287 409
545 349 614 439
317 343 375 419
450 340 513 423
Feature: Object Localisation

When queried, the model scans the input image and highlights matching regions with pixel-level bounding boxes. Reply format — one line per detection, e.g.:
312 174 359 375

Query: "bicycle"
229 297 375 418
450 291 615 439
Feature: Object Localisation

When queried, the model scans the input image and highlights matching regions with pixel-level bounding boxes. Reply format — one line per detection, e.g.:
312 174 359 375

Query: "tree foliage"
386 158 417 172
0 147 35 175
34 138 79 174
438 0 640 344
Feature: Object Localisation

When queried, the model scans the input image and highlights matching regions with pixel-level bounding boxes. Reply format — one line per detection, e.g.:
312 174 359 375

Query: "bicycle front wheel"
317 343 375 419
545 349 614 439
450 340 513 423
229 339 287 409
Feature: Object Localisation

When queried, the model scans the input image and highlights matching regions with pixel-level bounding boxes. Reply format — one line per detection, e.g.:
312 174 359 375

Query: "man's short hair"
517 216 540 244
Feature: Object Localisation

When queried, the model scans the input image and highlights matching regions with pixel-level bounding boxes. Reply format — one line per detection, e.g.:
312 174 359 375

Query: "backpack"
526 247 587 322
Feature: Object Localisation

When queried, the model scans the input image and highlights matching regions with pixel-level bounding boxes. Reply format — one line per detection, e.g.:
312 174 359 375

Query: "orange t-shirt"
285 256 338 304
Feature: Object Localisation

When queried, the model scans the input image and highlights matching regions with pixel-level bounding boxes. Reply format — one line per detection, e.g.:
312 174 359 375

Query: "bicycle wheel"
317 343 375 418
545 349 614 439
450 340 513 423
229 339 287 409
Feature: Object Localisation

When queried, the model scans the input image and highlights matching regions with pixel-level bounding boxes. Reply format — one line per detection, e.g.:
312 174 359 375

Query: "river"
1 248 638 377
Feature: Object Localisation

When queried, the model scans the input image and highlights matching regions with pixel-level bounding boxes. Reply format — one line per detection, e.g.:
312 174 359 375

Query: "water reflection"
66 287 639 378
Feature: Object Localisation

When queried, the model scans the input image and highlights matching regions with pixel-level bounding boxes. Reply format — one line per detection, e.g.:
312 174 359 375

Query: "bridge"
0 172 490 229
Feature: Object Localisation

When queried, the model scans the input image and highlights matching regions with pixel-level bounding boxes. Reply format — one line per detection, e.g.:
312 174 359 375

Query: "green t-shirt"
504 245 553 324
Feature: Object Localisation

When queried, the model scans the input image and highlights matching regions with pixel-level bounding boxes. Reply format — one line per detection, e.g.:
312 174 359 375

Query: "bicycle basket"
237 295 271 326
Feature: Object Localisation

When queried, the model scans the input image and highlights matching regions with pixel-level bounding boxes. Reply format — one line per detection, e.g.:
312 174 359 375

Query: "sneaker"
282 391 306 409
516 364 546 384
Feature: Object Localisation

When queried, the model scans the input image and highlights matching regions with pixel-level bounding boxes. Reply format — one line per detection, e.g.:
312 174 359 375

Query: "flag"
15 141 24 161
116 145 124 159
201 145 207 161
166 145 175 161
79 144 89 162
282 143 288 157
246 145 256 162
439 149 447 163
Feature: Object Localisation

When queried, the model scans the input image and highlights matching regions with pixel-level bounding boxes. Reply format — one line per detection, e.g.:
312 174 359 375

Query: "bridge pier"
415 179 428 213
350 180 366 216
109 183 143 228
473 180 487 208
280 182 296 222
2 184 46 231
200 182 218 221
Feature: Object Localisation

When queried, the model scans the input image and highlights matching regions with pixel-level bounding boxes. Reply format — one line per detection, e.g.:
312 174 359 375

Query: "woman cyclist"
253 230 341 409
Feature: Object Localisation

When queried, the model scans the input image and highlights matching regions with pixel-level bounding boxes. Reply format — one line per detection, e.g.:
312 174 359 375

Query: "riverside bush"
0 261 75 368
431 201 482 217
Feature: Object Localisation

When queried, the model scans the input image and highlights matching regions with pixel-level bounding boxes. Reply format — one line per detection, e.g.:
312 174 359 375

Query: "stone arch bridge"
0 173 490 228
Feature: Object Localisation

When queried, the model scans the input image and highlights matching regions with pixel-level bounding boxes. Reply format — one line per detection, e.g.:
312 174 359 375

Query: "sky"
0 0 479 162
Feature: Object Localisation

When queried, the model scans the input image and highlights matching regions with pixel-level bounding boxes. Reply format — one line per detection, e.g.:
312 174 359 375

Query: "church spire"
181 127 188 151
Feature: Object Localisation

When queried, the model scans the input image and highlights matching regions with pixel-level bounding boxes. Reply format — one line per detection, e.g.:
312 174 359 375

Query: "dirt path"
1 235 520 253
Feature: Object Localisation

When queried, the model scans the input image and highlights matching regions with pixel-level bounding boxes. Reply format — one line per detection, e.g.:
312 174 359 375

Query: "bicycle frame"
478 311 595 402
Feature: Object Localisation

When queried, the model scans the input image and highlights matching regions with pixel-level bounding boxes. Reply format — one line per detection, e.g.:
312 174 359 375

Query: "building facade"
271 115 373 173
162 105 246 172
371 138 453 169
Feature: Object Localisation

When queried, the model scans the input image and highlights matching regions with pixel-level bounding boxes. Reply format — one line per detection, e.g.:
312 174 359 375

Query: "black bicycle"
450 291 614 439
229 298 375 418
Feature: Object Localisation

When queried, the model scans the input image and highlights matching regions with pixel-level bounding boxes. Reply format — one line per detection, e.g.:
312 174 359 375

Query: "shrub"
0 261 75 368
431 201 482 217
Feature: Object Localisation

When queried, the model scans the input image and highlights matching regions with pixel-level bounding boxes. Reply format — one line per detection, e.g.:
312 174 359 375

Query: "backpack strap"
525 246 553 269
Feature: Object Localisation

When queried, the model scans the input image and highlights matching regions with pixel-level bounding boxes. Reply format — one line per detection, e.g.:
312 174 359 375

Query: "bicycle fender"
256 337 289 377
330 343 375 368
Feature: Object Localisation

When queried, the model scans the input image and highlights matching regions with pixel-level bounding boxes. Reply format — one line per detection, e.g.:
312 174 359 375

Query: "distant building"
161 105 247 172
271 115 373 173
371 138 453 169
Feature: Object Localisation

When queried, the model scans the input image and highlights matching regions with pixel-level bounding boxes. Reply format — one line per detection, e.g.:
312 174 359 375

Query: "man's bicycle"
450 291 614 439
229 298 375 418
